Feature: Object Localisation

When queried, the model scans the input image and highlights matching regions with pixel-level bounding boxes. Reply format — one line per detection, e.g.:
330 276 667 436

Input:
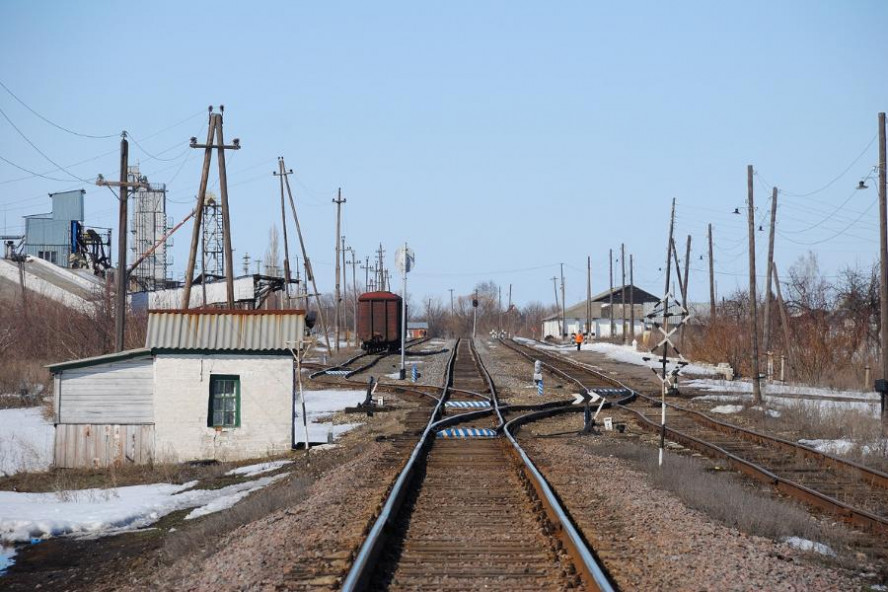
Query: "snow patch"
782 536 835 556
798 439 855 455
225 460 293 477
710 405 744 415
0 407 54 477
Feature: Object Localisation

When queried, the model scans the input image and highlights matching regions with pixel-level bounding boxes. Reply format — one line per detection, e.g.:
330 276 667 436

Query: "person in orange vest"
575 330 584 351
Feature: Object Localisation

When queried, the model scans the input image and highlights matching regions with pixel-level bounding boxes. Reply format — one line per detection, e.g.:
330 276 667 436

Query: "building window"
208 375 240 428
37 250 57 264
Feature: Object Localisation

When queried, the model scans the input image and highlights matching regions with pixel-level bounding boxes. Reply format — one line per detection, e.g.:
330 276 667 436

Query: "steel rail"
506 337 888 535
503 410 615 591
340 339 458 591
631 391 888 490
621 404 888 535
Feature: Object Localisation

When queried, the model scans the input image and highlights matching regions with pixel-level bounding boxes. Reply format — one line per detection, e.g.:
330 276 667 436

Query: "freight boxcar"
357 291 403 352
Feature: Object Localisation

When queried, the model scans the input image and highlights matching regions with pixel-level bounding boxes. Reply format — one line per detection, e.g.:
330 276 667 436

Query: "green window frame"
208 374 240 428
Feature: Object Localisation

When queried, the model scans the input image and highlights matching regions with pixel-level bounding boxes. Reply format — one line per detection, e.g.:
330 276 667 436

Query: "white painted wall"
153 353 293 463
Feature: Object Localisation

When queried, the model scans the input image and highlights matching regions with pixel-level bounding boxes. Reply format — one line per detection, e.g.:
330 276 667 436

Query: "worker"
575 331 584 351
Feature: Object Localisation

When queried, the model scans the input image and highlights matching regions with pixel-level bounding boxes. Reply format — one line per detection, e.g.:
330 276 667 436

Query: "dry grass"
596 441 834 544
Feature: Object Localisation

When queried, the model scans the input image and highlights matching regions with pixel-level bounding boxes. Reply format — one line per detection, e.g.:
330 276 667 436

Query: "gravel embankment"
85 340 882 590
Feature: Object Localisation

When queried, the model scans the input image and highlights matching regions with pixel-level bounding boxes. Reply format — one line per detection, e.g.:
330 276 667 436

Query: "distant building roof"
146 309 305 352
407 321 429 330
590 284 659 304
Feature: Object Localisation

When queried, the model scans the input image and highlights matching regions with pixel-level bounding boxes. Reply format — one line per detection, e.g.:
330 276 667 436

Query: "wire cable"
0 104 91 182
0 79 119 139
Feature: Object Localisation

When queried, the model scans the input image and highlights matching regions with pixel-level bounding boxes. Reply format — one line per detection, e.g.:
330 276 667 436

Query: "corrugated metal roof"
146 310 304 351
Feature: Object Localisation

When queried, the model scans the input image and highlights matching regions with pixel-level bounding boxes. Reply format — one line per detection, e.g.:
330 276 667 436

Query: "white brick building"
48 310 304 468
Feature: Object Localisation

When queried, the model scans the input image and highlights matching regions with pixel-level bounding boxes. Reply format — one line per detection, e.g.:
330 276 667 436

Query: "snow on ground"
225 460 293 477
0 473 289 544
0 472 288 573
782 536 835 557
0 407 54 477
513 337 721 376
296 389 366 444
710 405 745 415
798 439 855 455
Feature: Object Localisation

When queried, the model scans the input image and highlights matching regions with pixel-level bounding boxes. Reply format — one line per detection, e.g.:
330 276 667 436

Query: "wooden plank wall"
54 424 155 468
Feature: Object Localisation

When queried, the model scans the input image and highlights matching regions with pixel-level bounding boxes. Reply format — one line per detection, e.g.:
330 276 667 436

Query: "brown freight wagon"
357 291 403 352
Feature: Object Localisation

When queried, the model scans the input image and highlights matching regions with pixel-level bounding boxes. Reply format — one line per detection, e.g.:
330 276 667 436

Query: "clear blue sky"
1 1 886 309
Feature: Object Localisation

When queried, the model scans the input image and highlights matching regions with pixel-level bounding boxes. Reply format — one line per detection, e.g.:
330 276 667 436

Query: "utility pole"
277 159 293 301
333 189 346 352
551 276 559 334
349 247 358 346
242 252 250 276
630 254 635 342
277 157 331 352
341 235 348 344
621 243 627 343
708 223 716 319
747 165 763 405
681 235 691 351
449 288 454 315
96 132 147 352
586 255 591 336
182 107 240 308
609 249 615 339
877 112 888 424
763 187 778 358
560 263 566 338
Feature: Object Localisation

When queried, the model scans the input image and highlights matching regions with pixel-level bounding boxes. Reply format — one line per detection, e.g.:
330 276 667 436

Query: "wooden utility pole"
349 247 358 346
182 107 241 309
609 249 615 339
629 254 635 342
877 112 888 426
214 109 237 307
621 243 627 343
878 112 888 395
747 165 763 405
278 158 293 300
763 187 778 356
96 132 147 352
333 189 346 352
586 255 592 336
708 223 716 319
551 276 559 333
278 157 331 352
772 263 794 376
680 235 691 351
182 110 215 309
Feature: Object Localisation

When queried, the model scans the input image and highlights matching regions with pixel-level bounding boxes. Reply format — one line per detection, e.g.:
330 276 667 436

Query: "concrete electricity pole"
747 165 763 405
333 188 346 352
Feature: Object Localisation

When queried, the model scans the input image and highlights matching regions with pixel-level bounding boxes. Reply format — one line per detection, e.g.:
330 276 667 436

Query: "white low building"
48 309 305 468
542 285 660 340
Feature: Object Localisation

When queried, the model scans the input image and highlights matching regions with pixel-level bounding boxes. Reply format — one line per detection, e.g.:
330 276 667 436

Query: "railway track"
342 338 614 591
506 338 888 537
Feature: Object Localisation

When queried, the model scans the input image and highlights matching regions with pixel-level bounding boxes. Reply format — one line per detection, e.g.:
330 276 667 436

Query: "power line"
0 153 77 182
0 79 119 139
0 104 92 183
